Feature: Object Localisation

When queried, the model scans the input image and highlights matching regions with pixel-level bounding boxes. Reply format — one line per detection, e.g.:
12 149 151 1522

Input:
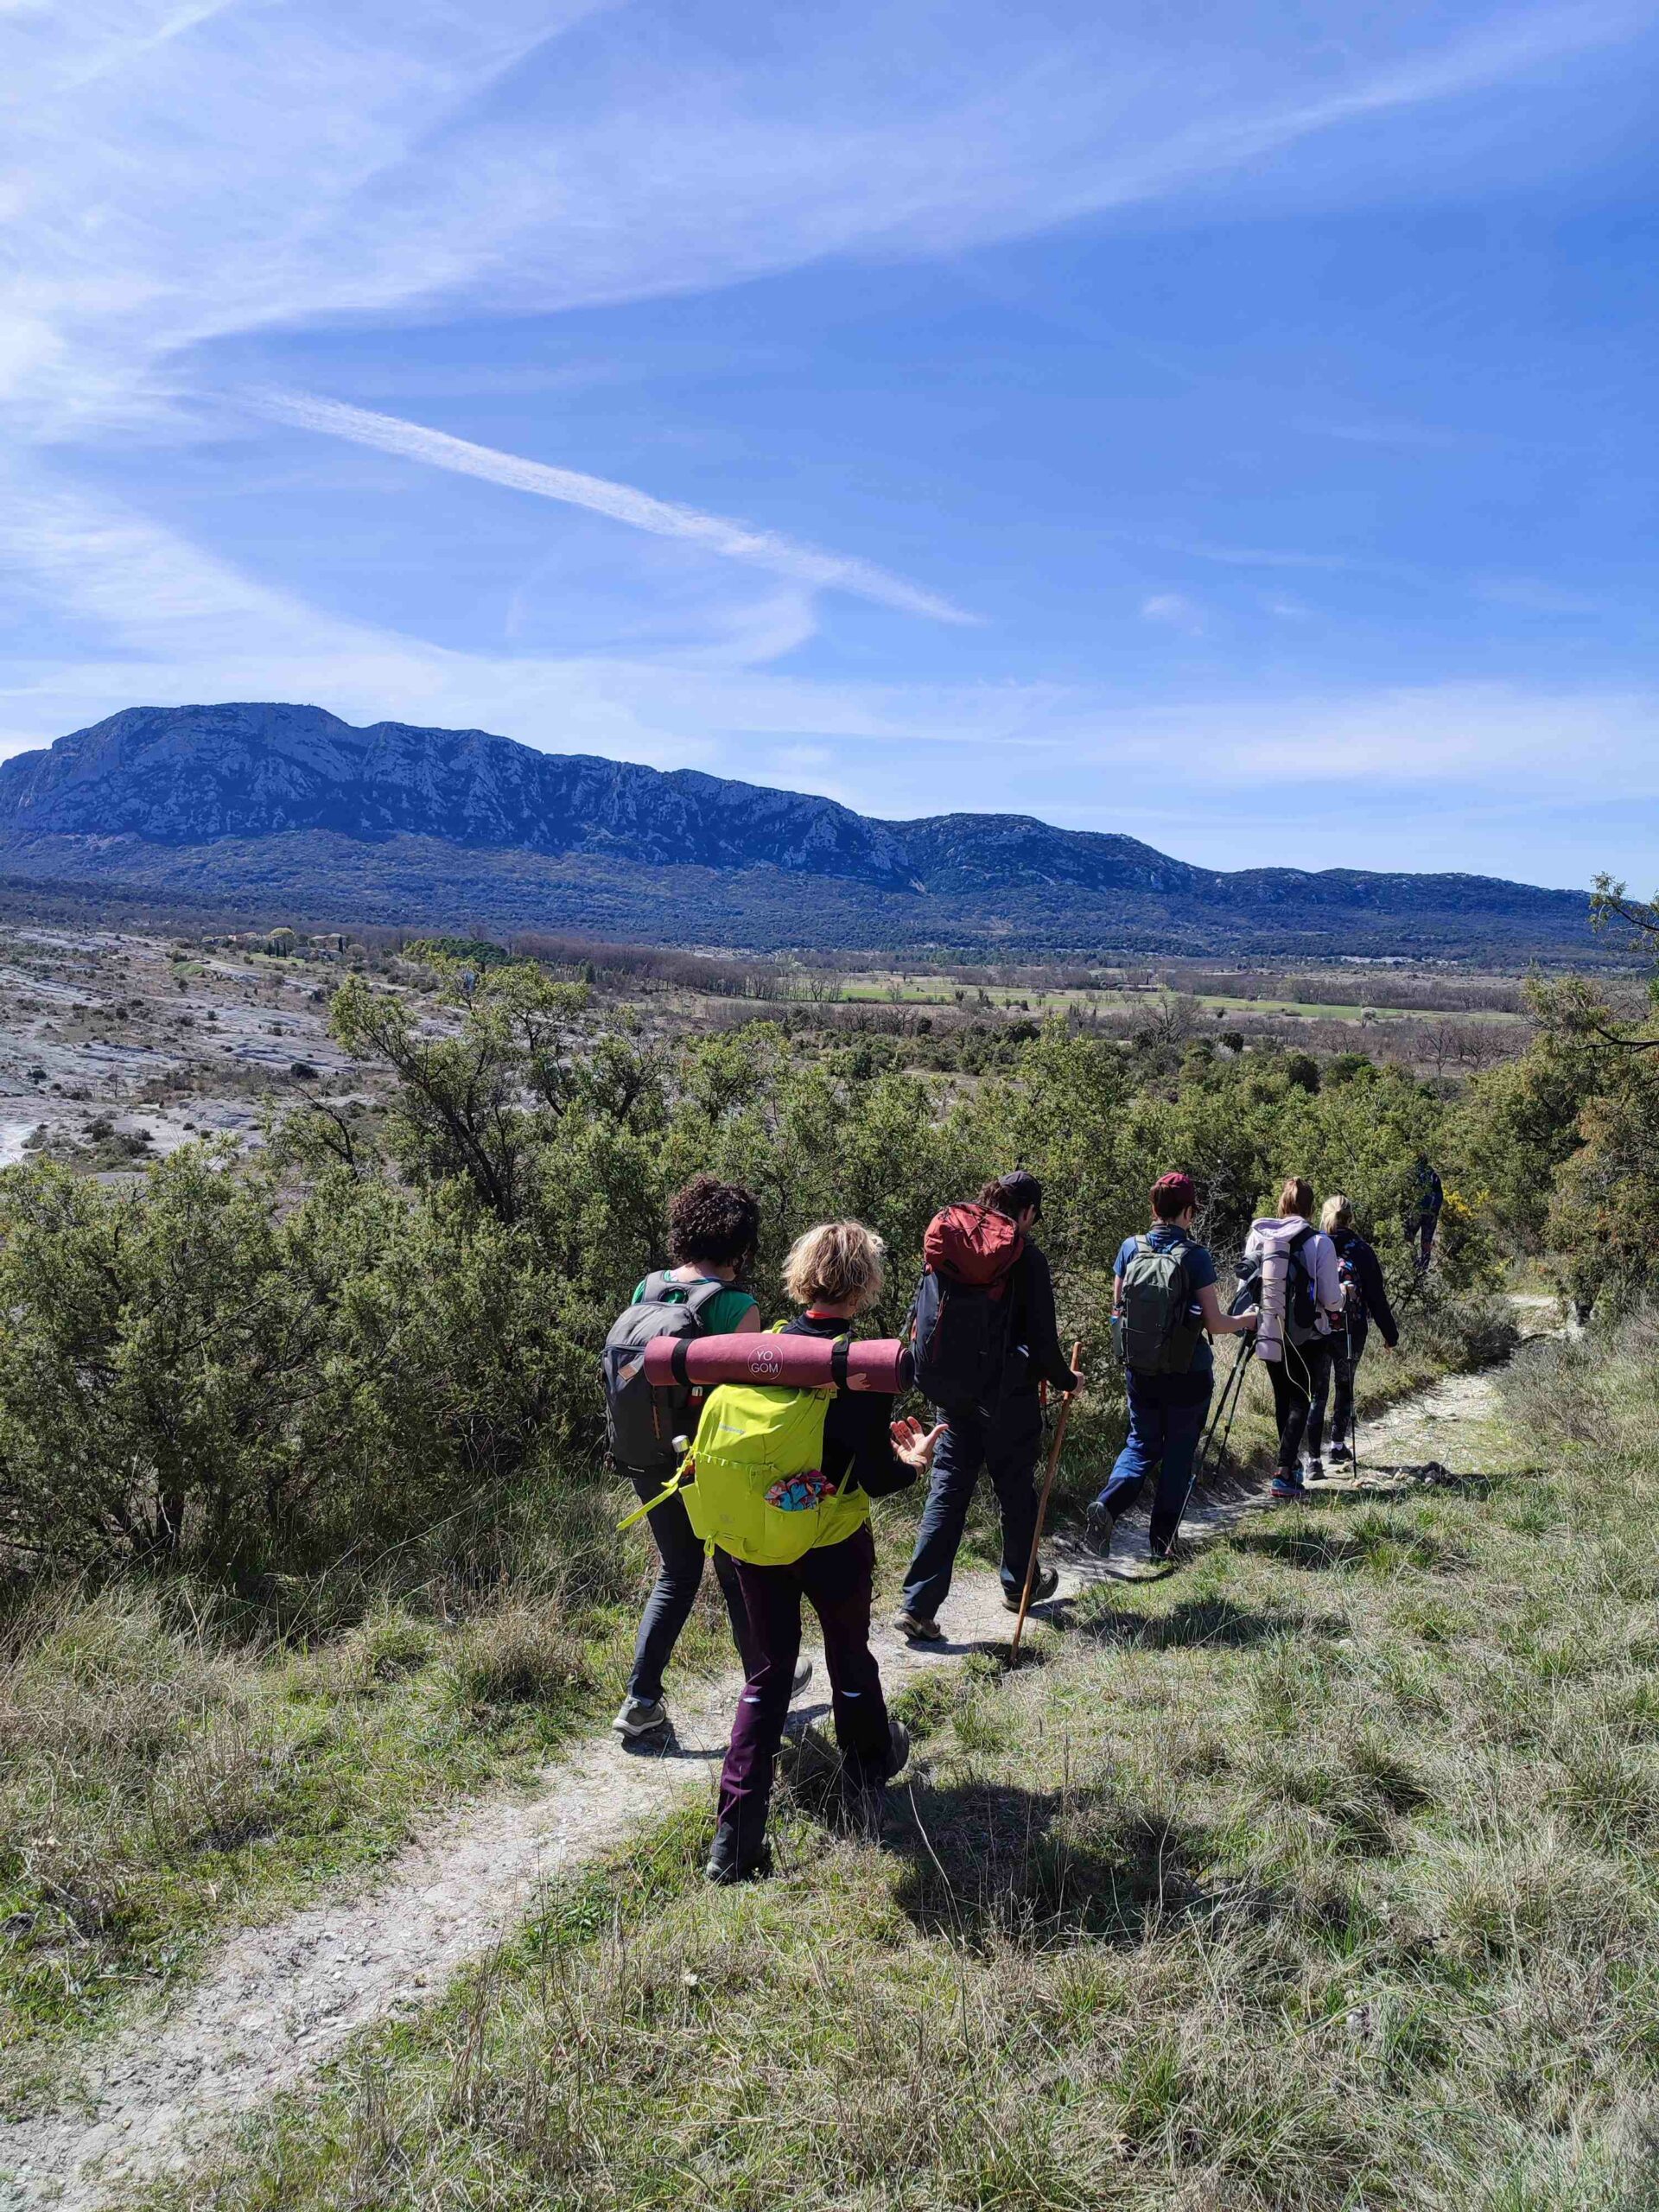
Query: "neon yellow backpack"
618 1336 870 1567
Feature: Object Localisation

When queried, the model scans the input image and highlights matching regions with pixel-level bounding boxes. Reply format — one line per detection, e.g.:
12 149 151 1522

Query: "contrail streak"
245 388 973 626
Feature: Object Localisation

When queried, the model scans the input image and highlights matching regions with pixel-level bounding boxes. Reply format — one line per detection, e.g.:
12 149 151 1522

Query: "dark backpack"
1118 1236 1203 1376
601 1272 733 1476
908 1203 1026 1410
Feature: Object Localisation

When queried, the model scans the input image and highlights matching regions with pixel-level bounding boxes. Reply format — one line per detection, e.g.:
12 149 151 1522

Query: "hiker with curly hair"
607 1175 811 1740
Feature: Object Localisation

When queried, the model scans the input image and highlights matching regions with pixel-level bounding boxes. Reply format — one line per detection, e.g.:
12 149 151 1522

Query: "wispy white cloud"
1140 592 1205 634
245 389 973 625
1153 537 1353 572
1 0 1654 895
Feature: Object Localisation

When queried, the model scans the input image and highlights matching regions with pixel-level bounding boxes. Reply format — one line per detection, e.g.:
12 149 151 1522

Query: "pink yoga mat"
641 1333 912 1394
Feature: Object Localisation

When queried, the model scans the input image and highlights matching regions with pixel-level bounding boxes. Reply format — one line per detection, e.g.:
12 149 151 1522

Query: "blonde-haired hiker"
707 1220 943 1885
1242 1177 1344 1497
1306 1194 1400 1468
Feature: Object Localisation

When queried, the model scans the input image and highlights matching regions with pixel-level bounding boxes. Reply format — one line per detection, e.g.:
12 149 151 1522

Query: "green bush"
0 960 1493 1578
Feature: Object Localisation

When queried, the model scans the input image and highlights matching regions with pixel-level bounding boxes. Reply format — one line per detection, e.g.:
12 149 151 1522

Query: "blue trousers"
901 1395 1043 1618
1094 1370 1213 1554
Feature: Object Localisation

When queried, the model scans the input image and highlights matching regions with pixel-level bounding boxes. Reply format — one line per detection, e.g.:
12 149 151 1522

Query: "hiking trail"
0 1309 1552 2211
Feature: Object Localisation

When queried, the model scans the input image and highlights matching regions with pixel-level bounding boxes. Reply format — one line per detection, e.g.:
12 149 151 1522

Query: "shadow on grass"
882 1774 1300 1952
1084 1594 1343 1651
1224 1517 1460 1574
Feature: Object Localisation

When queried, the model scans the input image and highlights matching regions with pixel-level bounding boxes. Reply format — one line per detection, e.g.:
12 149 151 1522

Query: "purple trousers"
718 1523 892 1844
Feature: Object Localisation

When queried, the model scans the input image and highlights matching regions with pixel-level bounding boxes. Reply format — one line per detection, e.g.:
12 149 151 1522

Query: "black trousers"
1263 1341 1332 1475
625 1472 757 1703
1307 1338 1363 1457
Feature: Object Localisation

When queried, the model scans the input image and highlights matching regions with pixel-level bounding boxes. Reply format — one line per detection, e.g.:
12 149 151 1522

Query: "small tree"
327 957 588 1224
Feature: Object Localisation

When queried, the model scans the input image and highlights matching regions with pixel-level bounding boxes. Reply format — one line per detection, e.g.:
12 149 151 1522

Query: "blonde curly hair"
782 1220 887 1312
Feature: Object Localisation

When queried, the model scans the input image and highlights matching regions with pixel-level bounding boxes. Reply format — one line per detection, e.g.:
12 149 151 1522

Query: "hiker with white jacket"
1242 1177 1345 1498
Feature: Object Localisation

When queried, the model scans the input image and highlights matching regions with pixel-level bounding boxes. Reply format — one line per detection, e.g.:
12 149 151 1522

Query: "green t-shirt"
632 1274 757 1336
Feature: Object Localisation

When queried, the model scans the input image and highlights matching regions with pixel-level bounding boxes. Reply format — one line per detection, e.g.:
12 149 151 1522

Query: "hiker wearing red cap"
1085 1173 1256 1563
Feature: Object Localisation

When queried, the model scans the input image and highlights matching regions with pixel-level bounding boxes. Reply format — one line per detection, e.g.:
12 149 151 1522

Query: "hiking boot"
1269 1473 1305 1501
1083 1499 1116 1557
1328 1440 1352 1464
704 1820 772 1887
1302 1456 1325 1480
612 1694 669 1738
1003 1564 1058 1611
893 1609 944 1643
791 1656 814 1700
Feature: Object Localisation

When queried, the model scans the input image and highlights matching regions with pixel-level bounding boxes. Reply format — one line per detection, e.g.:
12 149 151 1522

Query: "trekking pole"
1010 1339 1083 1664
1172 1333 1251 1537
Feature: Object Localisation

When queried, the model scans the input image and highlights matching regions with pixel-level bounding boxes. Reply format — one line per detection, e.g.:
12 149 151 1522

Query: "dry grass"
134 1319 1659 2212
0 1480 737 2072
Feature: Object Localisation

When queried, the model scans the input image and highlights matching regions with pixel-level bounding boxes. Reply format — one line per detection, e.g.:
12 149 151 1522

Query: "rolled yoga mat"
641 1332 913 1394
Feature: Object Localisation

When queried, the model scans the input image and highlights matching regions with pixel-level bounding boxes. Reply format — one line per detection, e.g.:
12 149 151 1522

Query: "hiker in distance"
1306 1192 1400 1468
705 1221 941 1884
1406 1154 1445 1274
603 1174 810 1740
895 1172 1082 1643
1242 1176 1345 1497
1084 1173 1258 1564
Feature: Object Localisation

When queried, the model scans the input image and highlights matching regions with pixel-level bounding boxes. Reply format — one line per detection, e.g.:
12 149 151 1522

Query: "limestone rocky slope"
0 703 1592 957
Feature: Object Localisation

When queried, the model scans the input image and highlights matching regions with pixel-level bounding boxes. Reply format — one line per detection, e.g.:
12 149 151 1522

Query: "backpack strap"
768 1323 852 1389
617 1463 690 1533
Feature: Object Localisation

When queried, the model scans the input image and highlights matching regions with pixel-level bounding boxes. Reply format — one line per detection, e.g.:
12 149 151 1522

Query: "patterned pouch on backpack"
764 1471 837 1512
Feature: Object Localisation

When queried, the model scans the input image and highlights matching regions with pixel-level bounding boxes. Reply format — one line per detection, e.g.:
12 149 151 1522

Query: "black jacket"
1331 1229 1399 1350
781 1314 911 1494
1006 1240 1079 1396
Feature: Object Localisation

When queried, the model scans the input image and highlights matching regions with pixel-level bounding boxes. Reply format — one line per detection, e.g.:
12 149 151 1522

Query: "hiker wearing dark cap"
1085 1173 1256 1563
894 1172 1081 1642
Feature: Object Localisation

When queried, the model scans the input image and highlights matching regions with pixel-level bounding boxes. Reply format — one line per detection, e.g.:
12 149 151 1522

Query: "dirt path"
0 1318 1548 2210
0 1564 1070 2210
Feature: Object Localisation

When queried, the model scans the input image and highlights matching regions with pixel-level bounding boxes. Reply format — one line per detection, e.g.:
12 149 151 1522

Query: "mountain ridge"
0 702 1593 959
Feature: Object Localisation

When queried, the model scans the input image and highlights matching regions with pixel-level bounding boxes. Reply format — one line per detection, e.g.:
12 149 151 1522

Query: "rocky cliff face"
0 702 1590 954
0 704 918 885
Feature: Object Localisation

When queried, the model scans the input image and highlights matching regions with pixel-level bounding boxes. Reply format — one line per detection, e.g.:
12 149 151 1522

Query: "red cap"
1152 1171 1198 1211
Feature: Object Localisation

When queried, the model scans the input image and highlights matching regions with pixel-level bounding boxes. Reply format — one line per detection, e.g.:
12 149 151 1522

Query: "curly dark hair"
667 1175 761 1270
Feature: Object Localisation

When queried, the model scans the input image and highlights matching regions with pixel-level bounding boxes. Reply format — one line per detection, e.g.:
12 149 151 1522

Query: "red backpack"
908 1203 1027 1408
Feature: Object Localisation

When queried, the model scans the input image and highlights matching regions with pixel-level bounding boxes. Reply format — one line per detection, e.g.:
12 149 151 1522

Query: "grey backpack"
601 1273 733 1476
1118 1236 1203 1376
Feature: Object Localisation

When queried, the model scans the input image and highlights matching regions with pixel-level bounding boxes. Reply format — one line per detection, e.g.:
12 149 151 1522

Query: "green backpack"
617 1336 870 1567
1118 1236 1204 1376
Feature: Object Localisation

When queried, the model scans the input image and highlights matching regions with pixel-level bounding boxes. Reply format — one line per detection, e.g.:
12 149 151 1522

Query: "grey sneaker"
1003 1564 1058 1611
893 1609 944 1643
791 1656 814 1700
612 1694 669 1738
1303 1456 1325 1480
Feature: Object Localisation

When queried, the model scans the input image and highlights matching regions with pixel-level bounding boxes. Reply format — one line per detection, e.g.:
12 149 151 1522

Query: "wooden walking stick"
1010 1339 1084 1663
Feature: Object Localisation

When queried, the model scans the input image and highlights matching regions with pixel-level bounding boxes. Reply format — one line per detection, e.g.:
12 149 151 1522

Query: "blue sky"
3 1 1657 890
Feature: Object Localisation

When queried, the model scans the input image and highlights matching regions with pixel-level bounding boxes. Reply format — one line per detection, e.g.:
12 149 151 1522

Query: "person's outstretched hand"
891 1416 946 1471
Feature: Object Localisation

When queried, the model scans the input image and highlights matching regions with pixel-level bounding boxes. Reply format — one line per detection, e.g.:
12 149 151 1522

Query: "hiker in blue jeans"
1086 1173 1256 1563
